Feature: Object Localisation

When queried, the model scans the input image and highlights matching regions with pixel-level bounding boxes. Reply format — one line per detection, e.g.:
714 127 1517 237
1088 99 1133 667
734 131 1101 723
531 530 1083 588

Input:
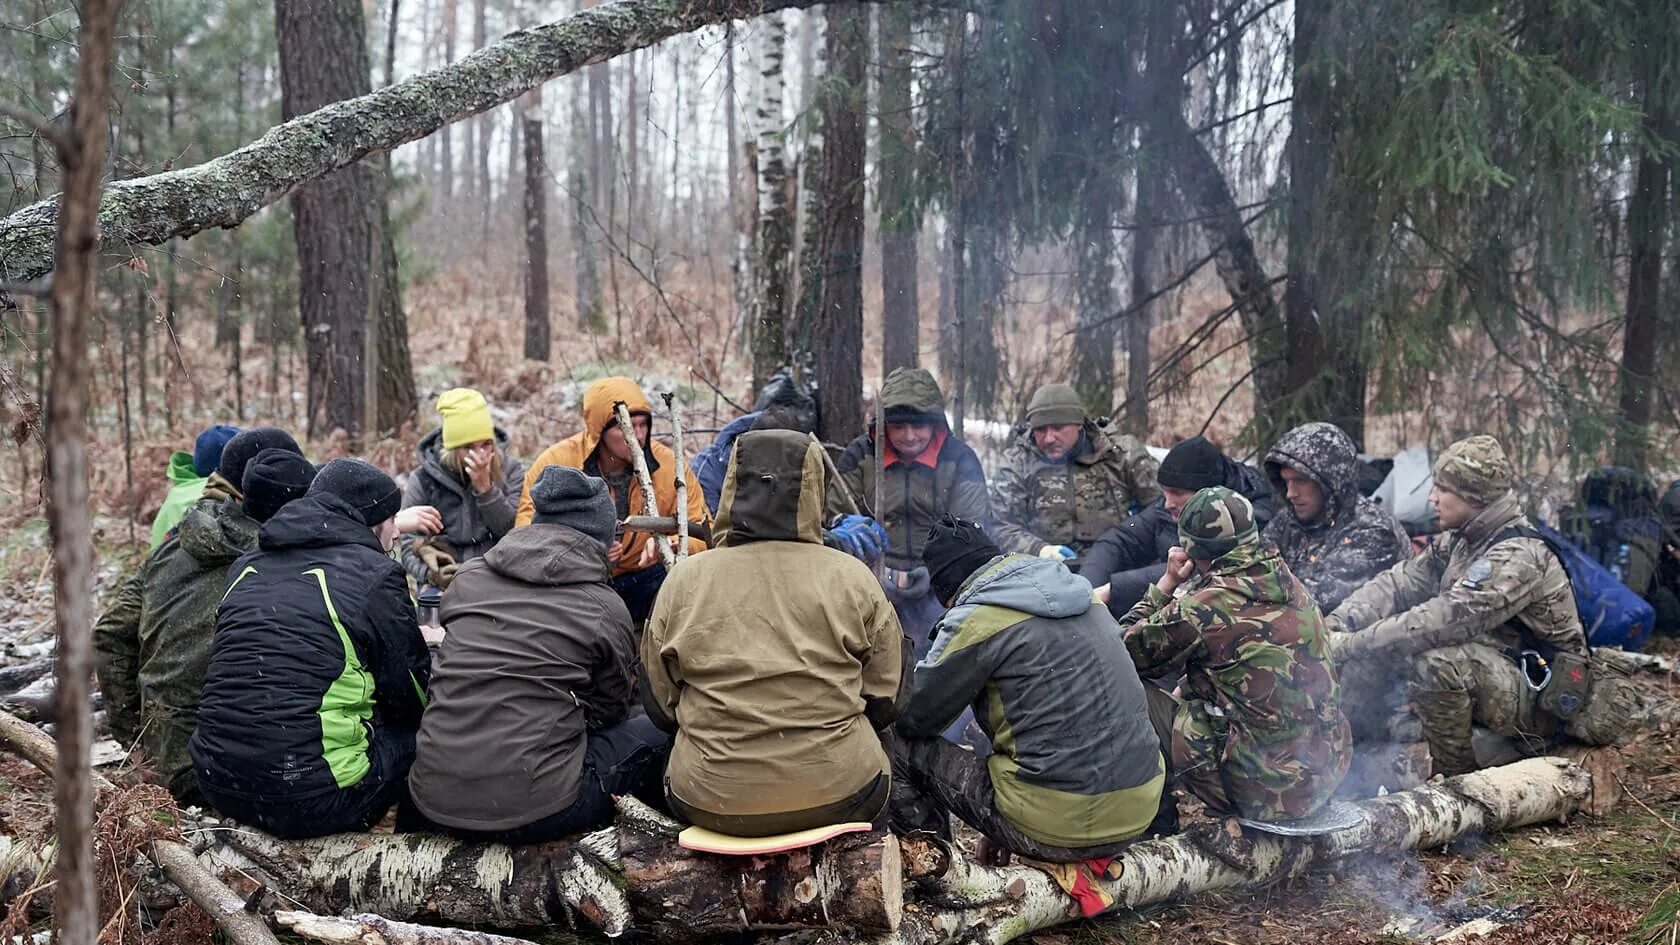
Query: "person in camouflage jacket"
1120 487 1350 823
1328 435 1642 775
989 382 1160 558
94 432 311 802
1263 422 1411 612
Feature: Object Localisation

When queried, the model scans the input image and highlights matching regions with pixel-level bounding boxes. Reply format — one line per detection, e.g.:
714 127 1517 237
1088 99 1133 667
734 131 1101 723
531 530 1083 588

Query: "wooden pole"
613 401 677 567
662 391 689 558
813 432 862 515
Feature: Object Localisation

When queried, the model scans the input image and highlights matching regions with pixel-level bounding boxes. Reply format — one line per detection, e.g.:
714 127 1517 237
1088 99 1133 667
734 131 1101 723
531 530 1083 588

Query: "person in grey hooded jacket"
1263 422 1411 612
890 516 1167 863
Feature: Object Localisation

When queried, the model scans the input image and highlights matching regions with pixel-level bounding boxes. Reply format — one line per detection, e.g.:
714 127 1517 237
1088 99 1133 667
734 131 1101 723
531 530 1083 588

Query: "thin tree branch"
0 102 68 152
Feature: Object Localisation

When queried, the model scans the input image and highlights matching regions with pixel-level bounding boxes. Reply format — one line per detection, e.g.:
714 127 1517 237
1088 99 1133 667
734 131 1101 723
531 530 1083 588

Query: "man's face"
1280 466 1327 523
1430 484 1478 531
1162 486 1197 522
887 422 936 461
601 413 652 464
1032 423 1082 462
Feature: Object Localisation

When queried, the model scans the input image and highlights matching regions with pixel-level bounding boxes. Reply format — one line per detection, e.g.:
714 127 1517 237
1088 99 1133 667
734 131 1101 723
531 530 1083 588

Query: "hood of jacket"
166 450 201 486
577 377 653 462
481 522 613 586
175 497 259 566
258 492 387 554
1264 422 1361 529
951 553 1095 621
879 367 948 427
715 430 826 546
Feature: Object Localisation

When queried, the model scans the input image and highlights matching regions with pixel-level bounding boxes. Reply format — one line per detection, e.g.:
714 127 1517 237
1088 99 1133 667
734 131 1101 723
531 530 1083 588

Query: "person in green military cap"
989 382 1160 561
1120 486 1350 823
1329 435 1642 775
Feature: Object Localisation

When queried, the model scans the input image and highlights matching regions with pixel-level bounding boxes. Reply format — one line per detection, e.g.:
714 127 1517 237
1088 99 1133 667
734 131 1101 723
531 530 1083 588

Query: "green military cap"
1025 382 1086 430
1433 435 1513 507
1178 486 1258 561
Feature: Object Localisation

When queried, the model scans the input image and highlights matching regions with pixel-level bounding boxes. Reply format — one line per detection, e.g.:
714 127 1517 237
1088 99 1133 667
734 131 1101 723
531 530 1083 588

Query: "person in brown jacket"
402 466 671 842
644 429 908 837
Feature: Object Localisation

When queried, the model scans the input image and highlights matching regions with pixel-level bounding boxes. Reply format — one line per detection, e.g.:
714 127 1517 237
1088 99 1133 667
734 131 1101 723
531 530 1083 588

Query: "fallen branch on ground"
275 911 544 945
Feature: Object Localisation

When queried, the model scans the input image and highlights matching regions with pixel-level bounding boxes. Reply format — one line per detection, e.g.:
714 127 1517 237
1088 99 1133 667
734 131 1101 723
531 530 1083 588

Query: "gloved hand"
883 565 932 602
1038 544 1076 560
416 542 459 589
1325 630 1361 661
829 514 888 563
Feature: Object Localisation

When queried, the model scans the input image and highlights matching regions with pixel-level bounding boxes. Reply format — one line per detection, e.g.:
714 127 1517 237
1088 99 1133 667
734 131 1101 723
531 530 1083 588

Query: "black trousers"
613 564 668 627
200 727 416 840
399 715 673 843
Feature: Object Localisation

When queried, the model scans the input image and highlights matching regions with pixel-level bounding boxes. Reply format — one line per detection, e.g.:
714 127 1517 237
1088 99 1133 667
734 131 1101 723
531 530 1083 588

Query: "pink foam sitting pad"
677 822 873 855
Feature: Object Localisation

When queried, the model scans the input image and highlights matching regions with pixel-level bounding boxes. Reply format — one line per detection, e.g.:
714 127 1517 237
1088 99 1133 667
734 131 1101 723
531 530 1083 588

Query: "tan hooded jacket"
643 430 906 818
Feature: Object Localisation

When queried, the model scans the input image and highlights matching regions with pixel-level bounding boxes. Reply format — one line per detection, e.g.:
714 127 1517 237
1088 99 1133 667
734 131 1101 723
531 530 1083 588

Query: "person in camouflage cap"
989 383 1160 559
1120 487 1350 823
1263 422 1411 612
1329 434 1642 775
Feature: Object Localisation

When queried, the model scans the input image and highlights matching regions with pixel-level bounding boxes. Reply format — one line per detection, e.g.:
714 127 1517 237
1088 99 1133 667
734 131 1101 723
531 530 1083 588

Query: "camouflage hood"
1264 422 1361 529
175 497 259 568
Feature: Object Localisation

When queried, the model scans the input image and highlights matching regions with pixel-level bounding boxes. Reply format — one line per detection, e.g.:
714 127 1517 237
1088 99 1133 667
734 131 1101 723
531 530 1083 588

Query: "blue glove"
831 514 888 562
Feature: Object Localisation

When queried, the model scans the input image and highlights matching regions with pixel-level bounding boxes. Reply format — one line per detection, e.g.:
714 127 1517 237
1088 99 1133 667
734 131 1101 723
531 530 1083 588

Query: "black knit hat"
1156 435 1227 491
530 466 617 550
923 515 1002 606
218 427 302 487
241 449 317 523
306 458 401 526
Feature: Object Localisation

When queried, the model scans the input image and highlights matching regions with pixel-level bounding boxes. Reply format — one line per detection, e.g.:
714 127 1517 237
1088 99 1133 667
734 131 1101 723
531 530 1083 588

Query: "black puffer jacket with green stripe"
190 493 432 803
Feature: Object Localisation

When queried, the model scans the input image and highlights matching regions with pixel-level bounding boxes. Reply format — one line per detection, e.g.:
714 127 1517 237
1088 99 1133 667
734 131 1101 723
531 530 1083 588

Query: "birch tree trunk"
752 11 792 392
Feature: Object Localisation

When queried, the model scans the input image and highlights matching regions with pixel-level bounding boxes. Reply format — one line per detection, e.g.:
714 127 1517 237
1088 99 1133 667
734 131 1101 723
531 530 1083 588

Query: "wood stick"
275 911 543 945
662 392 690 559
874 393 887 579
0 710 281 945
623 514 682 535
813 433 862 516
613 401 677 568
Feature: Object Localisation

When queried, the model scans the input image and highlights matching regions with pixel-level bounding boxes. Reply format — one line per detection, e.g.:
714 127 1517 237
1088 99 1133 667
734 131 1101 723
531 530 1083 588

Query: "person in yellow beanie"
400 388 526 590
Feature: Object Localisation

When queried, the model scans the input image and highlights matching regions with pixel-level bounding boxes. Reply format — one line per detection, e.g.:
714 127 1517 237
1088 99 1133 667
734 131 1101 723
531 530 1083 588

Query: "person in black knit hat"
1079 435 1276 617
192 457 433 838
890 515 1170 864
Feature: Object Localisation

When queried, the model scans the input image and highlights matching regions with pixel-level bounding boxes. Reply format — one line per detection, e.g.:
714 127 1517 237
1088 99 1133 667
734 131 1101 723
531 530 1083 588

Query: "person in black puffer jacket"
191 459 432 838
1080 435 1275 618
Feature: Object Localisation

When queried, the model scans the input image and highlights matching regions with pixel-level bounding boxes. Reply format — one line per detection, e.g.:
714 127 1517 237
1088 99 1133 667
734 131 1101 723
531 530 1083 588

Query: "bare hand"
395 505 444 535
607 538 626 562
1093 583 1112 605
637 537 660 567
462 443 496 495
1157 546 1195 593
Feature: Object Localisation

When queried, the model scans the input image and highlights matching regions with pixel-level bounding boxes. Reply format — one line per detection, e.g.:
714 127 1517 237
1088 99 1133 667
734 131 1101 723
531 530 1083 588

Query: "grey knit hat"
1025 383 1085 429
530 466 617 550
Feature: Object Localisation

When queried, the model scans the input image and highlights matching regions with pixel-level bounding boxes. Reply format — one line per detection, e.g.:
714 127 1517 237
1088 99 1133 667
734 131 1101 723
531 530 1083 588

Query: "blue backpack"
1498 522 1655 651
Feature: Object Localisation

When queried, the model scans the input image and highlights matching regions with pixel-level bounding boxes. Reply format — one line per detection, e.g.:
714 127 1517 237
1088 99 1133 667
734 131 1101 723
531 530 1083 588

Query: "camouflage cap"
1432 435 1512 506
1177 486 1259 560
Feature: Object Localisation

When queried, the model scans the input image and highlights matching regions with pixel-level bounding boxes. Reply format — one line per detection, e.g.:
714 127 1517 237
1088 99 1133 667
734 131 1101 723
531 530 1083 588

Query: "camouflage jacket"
1263 423 1411 612
989 419 1160 555
93 485 257 800
1329 493 1586 661
1120 542 1349 821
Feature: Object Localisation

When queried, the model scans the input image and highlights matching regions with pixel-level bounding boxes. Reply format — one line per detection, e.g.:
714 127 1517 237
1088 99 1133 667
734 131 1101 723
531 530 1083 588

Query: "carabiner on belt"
1519 649 1552 692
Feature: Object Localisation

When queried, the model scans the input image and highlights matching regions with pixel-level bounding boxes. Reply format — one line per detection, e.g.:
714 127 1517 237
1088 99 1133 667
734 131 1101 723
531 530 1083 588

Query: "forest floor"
3 520 1680 945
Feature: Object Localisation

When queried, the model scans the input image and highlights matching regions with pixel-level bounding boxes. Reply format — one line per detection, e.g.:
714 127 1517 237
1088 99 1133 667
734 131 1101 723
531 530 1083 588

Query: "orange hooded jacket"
516 377 709 575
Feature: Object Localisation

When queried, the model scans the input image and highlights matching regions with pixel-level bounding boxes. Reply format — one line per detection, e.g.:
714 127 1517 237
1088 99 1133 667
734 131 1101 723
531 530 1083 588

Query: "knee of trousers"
1409 648 1474 693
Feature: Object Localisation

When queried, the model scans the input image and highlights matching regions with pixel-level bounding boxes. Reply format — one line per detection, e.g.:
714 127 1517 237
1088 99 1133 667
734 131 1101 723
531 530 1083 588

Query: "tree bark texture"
1614 47 1670 467
44 1 123 940
277 911 542 945
812 6 868 444
521 90 551 361
877 3 919 374
441 0 458 201
276 0 412 438
0 0 877 287
751 10 792 392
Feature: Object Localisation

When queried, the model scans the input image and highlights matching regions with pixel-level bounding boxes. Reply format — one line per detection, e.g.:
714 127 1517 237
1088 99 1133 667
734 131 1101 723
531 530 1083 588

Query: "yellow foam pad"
677 822 873 855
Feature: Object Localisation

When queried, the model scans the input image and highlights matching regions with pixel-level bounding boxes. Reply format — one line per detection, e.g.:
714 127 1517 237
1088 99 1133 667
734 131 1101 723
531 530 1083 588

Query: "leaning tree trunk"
0 0 879 286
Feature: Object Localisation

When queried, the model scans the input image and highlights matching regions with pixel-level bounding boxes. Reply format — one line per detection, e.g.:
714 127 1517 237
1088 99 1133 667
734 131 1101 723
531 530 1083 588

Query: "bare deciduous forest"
3 0 1680 941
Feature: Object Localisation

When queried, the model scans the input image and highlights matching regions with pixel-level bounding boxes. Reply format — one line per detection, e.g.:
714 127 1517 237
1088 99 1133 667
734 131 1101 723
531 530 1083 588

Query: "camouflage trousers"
141 698 204 805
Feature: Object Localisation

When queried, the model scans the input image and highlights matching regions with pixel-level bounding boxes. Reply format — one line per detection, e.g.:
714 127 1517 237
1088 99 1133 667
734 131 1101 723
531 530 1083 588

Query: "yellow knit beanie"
437 388 495 450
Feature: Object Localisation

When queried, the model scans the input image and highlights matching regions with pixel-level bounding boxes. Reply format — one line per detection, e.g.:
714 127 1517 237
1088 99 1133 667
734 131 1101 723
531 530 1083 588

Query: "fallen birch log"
0 755 1594 945
274 911 544 945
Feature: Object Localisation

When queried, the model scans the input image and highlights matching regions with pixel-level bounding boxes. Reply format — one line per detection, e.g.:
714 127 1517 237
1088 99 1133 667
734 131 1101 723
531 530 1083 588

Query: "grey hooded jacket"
902 554 1164 848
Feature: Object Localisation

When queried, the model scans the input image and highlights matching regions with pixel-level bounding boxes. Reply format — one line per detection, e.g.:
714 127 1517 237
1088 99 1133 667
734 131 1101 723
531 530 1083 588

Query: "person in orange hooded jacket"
517 377 710 624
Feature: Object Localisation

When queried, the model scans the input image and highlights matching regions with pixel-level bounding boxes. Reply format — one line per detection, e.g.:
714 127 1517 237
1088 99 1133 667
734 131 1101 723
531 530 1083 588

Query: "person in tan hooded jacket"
643 429 908 836
518 376 710 624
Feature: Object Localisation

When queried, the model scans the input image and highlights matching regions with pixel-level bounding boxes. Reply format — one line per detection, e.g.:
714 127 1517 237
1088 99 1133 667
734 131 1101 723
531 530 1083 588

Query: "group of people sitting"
92 368 1654 868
